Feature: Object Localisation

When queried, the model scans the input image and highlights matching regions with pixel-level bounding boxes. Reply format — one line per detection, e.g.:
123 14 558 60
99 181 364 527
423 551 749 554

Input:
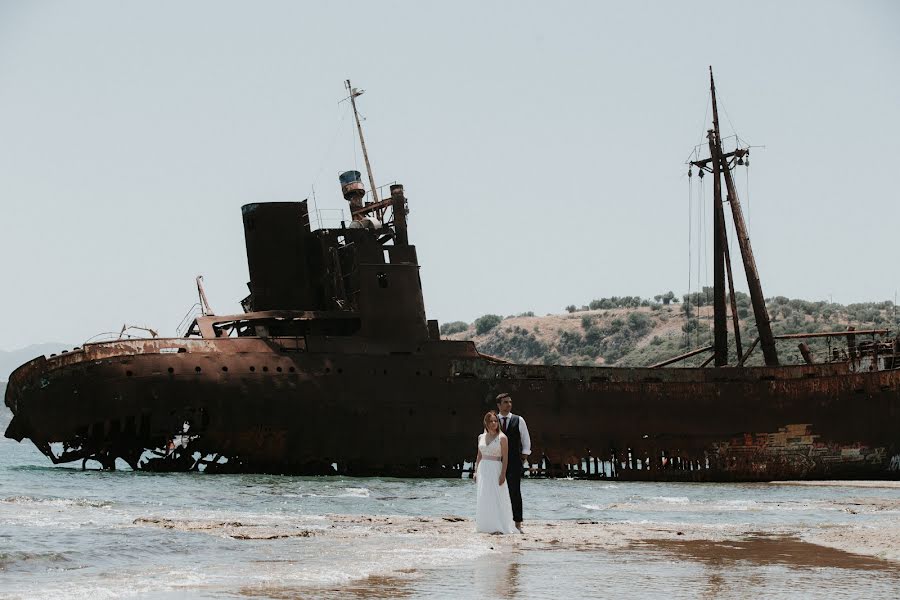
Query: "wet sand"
135 499 900 564
134 490 900 582
132 508 900 598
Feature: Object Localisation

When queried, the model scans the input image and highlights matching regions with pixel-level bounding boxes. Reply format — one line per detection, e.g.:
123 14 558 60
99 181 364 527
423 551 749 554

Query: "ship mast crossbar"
351 197 394 217
691 148 748 170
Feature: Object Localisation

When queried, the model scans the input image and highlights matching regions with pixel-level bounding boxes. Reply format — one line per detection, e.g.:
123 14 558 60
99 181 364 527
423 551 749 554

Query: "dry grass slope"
446 295 900 367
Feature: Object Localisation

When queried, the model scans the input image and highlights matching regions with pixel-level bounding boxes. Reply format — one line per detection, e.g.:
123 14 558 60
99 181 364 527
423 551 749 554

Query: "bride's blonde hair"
483 411 500 434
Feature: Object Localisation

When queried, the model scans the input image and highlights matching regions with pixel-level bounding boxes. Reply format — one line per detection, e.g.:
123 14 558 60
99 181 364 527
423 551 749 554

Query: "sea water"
2 409 899 599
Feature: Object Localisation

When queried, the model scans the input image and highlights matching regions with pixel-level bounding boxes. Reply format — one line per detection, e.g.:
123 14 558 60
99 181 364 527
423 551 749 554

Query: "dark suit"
501 413 524 523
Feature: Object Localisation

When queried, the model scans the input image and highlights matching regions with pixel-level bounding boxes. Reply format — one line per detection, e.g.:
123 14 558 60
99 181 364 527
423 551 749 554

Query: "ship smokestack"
390 184 409 245
340 170 366 220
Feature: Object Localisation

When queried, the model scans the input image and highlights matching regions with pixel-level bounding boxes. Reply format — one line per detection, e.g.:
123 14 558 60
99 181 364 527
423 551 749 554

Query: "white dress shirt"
498 412 531 456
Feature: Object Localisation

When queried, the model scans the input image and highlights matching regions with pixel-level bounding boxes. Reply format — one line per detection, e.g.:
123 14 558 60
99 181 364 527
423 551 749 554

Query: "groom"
496 392 531 533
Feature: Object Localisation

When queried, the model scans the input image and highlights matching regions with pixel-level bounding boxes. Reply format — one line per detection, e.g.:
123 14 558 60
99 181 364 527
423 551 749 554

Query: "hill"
443 291 900 367
0 343 75 382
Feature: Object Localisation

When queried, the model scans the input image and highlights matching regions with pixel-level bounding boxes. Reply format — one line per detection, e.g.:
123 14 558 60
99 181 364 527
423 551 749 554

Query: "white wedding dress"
475 433 518 534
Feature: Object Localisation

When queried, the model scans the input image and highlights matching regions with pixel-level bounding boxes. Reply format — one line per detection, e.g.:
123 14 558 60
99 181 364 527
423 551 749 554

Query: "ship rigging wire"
311 102 352 188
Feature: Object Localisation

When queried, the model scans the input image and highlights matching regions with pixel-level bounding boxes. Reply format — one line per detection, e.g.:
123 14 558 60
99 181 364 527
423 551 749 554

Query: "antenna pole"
346 79 380 205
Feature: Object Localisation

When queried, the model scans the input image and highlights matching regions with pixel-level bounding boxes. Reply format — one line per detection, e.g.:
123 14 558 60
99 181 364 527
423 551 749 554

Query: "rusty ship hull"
5 334 900 481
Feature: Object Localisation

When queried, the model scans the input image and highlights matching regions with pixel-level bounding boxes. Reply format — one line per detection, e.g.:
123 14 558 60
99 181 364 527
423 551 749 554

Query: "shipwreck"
5 73 900 480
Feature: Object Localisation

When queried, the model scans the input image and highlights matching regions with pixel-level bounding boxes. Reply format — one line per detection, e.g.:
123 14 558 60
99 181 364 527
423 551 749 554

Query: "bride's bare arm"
499 435 508 486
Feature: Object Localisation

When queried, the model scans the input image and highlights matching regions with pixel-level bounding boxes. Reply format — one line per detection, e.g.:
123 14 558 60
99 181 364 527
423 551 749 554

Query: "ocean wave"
272 487 372 499
0 550 72 571
2 495 112 508
649 496 690 504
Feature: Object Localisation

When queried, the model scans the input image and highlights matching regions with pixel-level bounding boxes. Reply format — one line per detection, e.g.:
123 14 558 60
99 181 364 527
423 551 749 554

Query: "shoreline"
135 506 900 565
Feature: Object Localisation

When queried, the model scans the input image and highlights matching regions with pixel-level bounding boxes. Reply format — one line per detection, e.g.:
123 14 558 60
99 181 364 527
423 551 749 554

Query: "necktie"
502 417 508 432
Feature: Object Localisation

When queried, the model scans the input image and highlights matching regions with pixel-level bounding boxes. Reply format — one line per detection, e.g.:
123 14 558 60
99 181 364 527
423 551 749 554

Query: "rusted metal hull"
6 338 900 481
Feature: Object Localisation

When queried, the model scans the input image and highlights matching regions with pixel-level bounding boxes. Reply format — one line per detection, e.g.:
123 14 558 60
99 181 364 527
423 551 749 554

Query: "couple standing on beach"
474 392 531 534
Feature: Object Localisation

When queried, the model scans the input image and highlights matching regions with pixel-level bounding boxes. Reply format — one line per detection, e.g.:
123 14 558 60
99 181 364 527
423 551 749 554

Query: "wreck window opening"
337 368 343 374
262 366 269 372
221 366 228 372
377 272 388 288
250 366 256 372
289 366 295 373
276 366 283 373
126 370 133 377
167 367 174 374
325 367 331 373
195 367 202 373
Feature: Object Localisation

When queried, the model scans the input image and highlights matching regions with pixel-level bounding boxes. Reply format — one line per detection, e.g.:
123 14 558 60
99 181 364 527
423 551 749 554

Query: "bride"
474 411 518 534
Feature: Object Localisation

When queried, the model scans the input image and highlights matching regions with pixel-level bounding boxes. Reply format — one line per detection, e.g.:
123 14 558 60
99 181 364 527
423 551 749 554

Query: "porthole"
250 366 256 372
288 366 295 373
126 370 133 377
222 366 228 372
195 366 202 373
276 366 282 373
337 368 343 374
262 366 269 372
325 367 331 374
167 367 174 374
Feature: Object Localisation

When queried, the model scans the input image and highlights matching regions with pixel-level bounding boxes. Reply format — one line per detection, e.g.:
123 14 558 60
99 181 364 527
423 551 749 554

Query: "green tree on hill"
439 321 468 335
474 314 503 335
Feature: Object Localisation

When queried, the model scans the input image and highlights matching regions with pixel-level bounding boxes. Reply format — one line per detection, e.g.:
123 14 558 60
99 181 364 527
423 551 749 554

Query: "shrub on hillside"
474 314 503 335
439 321 468 336
480 326 548 363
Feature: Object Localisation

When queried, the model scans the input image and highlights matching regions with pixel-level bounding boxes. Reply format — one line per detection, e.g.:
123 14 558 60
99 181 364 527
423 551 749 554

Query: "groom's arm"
518 417 532 461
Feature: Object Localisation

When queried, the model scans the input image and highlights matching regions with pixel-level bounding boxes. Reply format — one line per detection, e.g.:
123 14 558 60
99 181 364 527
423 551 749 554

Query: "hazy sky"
1 1 898 350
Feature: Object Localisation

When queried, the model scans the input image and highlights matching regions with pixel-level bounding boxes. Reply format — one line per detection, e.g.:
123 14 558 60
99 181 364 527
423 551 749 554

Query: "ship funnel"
339 170 365 218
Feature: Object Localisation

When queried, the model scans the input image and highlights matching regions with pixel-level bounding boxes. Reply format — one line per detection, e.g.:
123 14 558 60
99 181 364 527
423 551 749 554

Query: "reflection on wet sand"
634 534 895 571
470 551 522 598
240 572 415 599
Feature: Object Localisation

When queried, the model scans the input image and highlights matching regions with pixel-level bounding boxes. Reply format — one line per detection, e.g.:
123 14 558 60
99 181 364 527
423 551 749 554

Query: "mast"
709 68 779 366
722 227 744 360
707 125 728 366
345 79 380 205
